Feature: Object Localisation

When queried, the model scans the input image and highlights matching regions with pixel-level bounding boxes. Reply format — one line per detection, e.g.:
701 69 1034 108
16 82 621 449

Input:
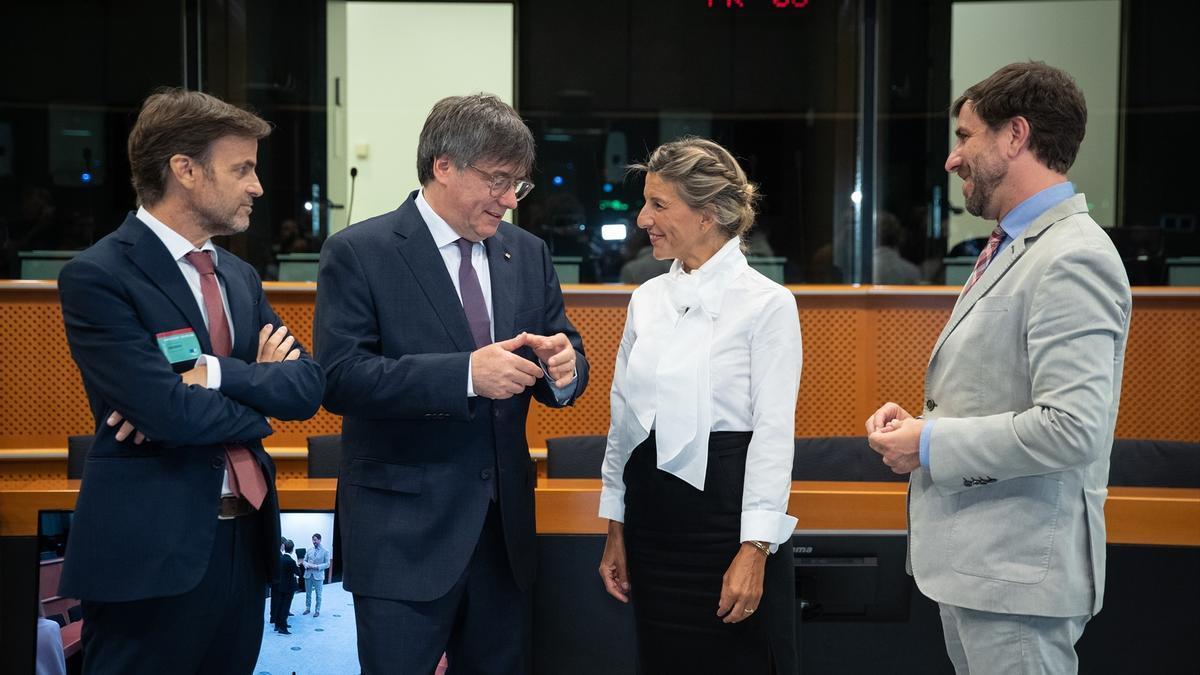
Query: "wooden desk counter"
532 480 1200 546
3 478 1196 546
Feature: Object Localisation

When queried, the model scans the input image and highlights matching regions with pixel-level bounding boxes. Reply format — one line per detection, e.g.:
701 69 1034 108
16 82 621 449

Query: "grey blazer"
909 194 1131 618
302 546 330 581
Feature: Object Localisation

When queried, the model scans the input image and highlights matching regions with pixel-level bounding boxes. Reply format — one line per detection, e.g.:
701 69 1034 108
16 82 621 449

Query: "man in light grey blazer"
866 62 1131 673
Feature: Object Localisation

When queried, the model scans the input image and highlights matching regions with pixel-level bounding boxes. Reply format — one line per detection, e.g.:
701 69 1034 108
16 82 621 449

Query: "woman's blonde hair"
628 136 760 241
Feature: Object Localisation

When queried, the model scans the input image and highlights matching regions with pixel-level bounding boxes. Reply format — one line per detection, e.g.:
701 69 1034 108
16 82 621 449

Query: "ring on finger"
744 608 755 614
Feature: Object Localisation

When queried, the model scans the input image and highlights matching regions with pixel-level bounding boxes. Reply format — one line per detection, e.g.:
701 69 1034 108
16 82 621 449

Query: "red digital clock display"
707 0 810 7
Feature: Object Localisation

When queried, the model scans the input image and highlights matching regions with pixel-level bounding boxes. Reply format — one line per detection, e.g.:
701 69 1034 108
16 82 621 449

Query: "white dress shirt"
415 190 576 400
416 191 495 344
599 237 802 546
137 206 235 496
35 617 67 675
137 206 233 389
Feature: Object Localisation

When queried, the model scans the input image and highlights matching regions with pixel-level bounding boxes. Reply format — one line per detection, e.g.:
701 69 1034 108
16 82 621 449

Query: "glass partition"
1 0 1196 283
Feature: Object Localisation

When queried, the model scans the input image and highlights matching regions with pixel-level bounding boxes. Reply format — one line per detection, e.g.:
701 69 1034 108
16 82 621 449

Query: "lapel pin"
504 251 512 261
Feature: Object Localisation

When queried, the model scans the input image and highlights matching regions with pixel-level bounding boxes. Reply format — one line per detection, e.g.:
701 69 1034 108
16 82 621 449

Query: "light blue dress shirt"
919 182 1076 468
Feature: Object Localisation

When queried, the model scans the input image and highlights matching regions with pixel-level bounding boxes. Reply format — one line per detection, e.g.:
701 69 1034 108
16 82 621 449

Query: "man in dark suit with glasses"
315 93 589 674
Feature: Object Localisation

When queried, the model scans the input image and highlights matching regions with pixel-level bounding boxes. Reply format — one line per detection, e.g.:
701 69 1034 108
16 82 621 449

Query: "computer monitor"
1105 225 1166 285
36 511 78 673
791 532 913 622
262 510 352 672
27 509 357 673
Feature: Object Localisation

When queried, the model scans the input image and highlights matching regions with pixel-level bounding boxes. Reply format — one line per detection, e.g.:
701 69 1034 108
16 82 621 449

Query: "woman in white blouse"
598 137 802 673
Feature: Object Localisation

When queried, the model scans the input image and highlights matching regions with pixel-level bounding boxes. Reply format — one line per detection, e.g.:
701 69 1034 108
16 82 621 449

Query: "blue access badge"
155 328 202 372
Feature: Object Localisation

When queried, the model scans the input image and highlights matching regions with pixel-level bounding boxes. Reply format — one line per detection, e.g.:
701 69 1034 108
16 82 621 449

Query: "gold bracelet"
747 540 771 557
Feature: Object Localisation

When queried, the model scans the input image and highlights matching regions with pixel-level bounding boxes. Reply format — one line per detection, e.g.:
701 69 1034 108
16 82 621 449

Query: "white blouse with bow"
598 237 802 546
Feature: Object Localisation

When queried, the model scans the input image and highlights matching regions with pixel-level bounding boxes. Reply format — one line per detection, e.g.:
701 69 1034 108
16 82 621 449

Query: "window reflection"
0 0 1195 283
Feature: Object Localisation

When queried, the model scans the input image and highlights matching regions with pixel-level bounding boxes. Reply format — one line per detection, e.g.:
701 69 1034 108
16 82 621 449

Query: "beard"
194 197 252 238
963 155 1006 218
191 168 253 238
201 219 247 238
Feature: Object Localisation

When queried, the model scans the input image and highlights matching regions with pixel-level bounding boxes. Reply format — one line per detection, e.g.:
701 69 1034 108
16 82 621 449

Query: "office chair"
545 435 607 478
66 435 94 480
792 436 908 482
306 434 343 478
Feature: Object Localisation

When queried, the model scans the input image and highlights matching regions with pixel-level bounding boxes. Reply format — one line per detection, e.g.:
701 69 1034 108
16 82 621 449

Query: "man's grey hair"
416 93 535 184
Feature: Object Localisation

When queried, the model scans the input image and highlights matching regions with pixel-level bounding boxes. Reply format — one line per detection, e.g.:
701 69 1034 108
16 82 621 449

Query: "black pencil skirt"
623 431 797 675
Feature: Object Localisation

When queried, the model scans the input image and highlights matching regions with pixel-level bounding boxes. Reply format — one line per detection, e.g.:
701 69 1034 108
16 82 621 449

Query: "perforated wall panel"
264 292 342 442
1115 304 1200 441
2 285 1195 477
526 306 622 444
0 292 93 444
873 306 952 415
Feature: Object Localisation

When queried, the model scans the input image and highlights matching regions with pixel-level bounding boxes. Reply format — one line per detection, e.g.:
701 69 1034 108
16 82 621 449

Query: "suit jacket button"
480 468 493 480
926 399 937 411
212 457 225 470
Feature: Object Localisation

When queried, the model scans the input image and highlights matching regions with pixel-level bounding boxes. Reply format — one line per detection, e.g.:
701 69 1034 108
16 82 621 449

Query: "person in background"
873 210 922 284
271 539 300 634
619 228 672 284
301 532 330 617
287 539 301 617
36 603 67 675
599 137 802 673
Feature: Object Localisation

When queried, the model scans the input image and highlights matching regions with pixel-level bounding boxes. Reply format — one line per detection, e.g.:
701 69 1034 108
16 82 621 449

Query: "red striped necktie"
962 225 1007 294
184 250 267 509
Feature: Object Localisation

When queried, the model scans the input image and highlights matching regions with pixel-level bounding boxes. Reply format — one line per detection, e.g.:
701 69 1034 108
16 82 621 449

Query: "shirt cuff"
740 509 798 551
541 360 578 403
466 353 476 397
919 418 936 468
598 485 626 523
199 355 222 390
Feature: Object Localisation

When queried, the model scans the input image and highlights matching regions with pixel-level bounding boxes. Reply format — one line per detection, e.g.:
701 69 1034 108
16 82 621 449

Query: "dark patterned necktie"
455 238 492 348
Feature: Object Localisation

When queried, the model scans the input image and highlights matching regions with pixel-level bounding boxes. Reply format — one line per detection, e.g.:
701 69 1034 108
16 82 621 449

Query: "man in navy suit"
315 93 589 674
56 89 325 674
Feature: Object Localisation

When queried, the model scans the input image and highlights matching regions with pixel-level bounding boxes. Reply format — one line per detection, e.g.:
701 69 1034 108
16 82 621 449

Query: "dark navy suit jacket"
315 192 589 602
57 213 325 602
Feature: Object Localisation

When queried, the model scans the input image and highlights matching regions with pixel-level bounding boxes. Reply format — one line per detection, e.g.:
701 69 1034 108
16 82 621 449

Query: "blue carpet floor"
254 581 360 675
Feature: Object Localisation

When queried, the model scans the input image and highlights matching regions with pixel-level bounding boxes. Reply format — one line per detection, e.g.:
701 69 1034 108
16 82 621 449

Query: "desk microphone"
346 167 358 228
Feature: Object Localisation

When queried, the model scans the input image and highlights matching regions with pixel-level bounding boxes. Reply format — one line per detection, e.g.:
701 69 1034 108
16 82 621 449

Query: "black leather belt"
218 495 254 519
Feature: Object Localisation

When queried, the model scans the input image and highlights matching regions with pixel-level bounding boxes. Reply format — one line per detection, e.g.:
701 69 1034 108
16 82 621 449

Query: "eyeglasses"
468 165 535 201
